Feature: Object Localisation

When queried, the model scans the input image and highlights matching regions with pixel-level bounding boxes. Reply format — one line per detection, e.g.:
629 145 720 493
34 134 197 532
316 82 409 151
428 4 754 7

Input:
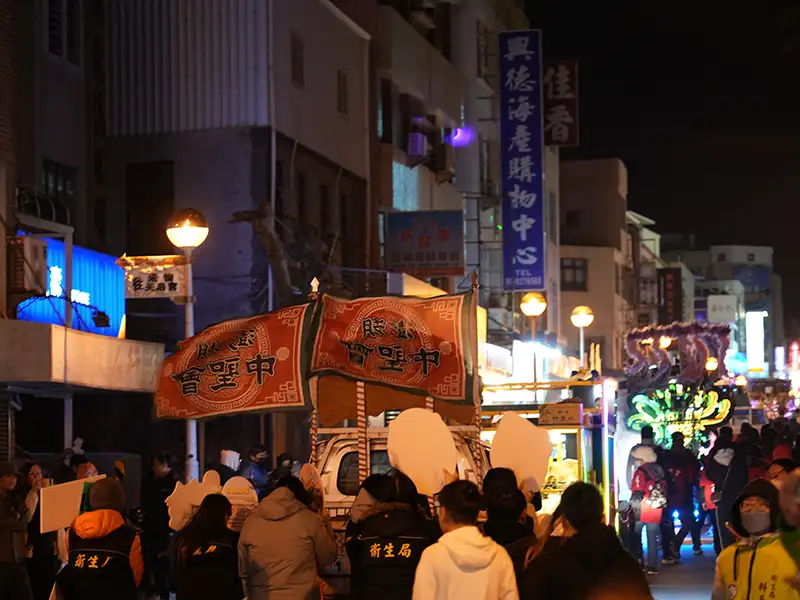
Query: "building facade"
104 0 371 343
558 158 633 368
663 242 782 376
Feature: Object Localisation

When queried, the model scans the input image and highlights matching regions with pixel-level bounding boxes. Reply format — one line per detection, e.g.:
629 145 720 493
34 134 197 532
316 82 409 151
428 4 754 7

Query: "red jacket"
699 470 716 510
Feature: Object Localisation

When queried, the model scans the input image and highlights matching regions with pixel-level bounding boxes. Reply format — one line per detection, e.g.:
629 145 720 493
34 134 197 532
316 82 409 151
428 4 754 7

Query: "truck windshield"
337 450 393 496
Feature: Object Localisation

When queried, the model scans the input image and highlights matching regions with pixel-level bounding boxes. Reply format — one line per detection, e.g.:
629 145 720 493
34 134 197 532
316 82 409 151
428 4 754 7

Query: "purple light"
449 127 475 148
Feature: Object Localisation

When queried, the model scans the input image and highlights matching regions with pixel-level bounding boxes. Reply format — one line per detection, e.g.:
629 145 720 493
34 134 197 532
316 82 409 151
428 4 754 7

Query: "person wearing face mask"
711 479 798 600
239 445 270 500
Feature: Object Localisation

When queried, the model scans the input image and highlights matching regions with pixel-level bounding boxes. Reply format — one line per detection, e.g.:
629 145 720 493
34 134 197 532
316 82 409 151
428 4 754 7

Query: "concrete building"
663 242 782 375
104 0 371 341
335 1 553 345
558 158 633 368
0 0 163 462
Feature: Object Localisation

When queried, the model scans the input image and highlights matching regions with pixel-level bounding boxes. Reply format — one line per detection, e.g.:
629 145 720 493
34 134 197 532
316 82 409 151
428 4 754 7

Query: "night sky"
528 1 800 325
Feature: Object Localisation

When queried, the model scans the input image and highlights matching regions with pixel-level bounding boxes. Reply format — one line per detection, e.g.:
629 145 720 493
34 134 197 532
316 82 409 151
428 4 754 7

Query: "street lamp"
705 356 719 372
570 306 594 367
167 208 209 482
520 292 547 341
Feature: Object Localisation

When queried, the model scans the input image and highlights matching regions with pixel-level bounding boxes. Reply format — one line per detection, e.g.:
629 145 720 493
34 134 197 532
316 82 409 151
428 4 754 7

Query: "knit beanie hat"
90 478 127 513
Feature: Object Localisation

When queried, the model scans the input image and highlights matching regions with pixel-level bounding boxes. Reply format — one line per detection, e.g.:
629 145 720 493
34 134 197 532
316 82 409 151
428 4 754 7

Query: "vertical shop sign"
657 268 683 324
543 60 580 146
499 30 546 292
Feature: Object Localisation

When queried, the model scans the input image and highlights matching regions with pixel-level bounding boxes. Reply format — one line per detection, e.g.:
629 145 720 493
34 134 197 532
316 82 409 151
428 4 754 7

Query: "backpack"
641 463 668 509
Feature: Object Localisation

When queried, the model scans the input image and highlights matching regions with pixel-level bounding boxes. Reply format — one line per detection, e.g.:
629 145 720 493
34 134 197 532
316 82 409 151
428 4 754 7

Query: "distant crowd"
625 420 800 598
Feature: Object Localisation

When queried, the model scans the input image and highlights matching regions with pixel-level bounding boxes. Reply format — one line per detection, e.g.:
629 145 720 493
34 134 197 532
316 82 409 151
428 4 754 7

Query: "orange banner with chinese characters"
155 304 312 418
310 291 476 402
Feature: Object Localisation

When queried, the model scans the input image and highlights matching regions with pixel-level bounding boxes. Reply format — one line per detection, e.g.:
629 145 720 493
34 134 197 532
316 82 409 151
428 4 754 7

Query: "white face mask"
741 510 771 536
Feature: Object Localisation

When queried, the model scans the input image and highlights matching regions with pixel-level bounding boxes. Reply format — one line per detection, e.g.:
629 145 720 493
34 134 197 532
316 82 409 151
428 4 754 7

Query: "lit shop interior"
479 376 618 520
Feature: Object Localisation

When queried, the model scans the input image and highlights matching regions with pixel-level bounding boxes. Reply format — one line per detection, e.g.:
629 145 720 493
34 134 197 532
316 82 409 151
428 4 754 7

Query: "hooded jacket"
238 487 337 600
175 527 243 600
346 502 439 600
56 509 144 600
712 479 798 600
481 517 535 583
521 523 651 600
411 525 518 600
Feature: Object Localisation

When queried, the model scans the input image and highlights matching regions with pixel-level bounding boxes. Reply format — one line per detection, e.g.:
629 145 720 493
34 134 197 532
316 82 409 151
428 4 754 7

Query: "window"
336 69 348 116
42 160 77 225
337 450 393 496
476 20 489 79
93 149 105 184
290 32 304 87
565 210 581 229
319 184 330 234
66 0 81 65
561 258 588 291
94 196 106 245
716 253 727 262
48 0 81 65
548 191 558 246
378 78 392 142
296 172 307 227
747 253 755 262
48 0 64 57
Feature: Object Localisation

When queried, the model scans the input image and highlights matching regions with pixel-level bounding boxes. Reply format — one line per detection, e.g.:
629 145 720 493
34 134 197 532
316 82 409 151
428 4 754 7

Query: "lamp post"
570 306 594 368
520 292 547 341
520 292 547 388
166 208 210 482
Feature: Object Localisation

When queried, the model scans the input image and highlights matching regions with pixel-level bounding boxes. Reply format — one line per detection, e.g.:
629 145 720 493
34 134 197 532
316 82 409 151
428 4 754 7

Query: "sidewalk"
649 543 716 600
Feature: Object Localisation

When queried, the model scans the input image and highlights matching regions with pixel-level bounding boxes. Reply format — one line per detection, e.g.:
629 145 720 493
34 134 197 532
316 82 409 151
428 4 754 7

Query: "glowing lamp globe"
166 209 210 249
659 336 672 349
570 306 594 329
705 356 719 372
520 292 547 317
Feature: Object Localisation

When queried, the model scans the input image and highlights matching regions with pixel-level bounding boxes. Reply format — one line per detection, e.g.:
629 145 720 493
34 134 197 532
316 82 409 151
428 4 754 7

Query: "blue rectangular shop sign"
499 29 546 292
384 210 465 277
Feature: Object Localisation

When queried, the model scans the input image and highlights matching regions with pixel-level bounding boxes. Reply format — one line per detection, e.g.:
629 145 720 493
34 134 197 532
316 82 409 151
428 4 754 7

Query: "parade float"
617 321 737 499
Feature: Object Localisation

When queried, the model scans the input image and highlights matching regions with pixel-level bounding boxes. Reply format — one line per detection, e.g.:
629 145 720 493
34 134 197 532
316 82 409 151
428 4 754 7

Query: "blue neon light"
17 237 125 337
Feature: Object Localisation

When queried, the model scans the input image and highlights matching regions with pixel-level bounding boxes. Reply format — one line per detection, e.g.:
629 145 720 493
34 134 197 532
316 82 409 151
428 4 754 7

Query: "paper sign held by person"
222 476 258 532
40 475 106 533
490 411 551 492
387 408 458 495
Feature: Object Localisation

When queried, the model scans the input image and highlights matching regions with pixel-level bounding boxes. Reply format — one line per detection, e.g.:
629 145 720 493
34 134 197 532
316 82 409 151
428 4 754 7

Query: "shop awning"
0 319 163 394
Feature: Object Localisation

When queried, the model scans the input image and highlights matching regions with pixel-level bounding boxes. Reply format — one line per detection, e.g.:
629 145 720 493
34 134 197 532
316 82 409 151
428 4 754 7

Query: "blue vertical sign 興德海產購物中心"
499 29 545 292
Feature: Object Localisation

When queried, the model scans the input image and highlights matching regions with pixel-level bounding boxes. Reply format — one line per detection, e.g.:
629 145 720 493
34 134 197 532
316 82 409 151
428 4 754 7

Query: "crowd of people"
624 419 800 598
5 426 800 599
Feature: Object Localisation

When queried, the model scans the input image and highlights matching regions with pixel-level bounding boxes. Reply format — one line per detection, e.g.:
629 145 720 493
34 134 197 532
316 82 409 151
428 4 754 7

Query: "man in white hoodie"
412 480 519 600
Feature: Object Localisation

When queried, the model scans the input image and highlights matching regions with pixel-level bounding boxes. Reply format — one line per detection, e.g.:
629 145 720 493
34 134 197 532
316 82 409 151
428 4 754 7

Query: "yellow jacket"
712 534 799 600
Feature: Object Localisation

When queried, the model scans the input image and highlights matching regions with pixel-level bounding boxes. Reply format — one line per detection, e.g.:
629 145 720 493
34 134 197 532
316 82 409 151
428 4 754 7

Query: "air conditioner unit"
407 132 430 159
7 236 48 294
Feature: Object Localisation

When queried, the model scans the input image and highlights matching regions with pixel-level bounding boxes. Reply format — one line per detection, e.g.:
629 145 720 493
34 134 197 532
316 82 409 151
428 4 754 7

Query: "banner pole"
471 272 483 484
309 278 320 467
425 396 436 515
357 380 368 484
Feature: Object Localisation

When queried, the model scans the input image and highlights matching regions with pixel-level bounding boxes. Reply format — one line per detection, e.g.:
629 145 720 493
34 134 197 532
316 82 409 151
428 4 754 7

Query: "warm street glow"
166 208 210 249
705 356 719 372
659 336 672 349
520 292 547 317
570 305 594 328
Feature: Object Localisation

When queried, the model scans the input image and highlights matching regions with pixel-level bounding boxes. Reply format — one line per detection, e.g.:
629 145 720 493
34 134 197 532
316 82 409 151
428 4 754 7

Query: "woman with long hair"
521 482 651 600
174 494 243 600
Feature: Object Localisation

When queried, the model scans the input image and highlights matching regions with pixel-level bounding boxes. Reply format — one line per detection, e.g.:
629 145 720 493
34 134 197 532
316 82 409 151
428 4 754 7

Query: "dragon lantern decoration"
624 322 734 449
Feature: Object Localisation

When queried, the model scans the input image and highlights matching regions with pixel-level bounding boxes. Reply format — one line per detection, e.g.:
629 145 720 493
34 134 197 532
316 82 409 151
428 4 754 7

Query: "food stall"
479 379 617 521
